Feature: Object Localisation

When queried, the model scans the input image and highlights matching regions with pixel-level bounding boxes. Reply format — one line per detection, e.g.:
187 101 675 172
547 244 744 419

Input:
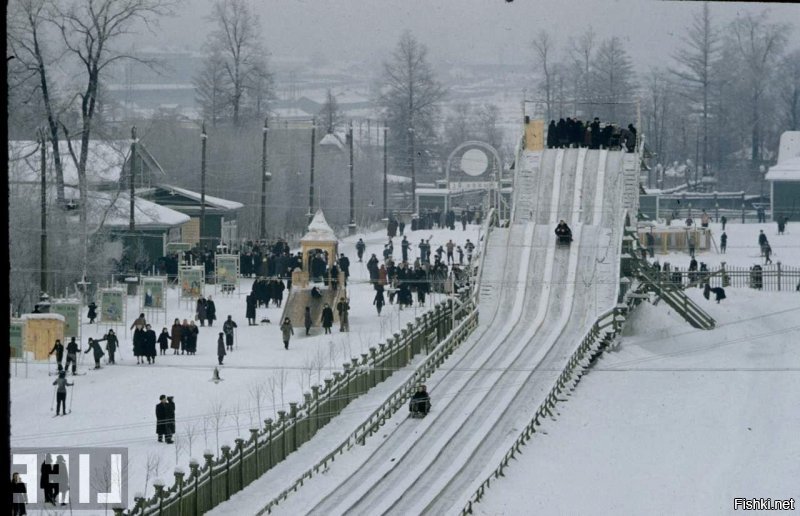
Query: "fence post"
289 402 298 453
189 459 200 515
277 411 287 461
310 386 320 434
777 262 782 291
203 451 214 508
249 428 260 475
368 347 378 387
174 468 185 512
152 480 165 515
263 418 274 470
234 438 245 493
220 444 231 501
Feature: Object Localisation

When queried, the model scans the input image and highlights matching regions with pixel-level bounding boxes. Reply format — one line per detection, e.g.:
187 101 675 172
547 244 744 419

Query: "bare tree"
379 30 446 193
174 434 185 466
143 453 161 499
247 381 266 425
532 30 556 122
319 89 343 134
568 27 596 117
671 2 719 173
642 68 676 170
199 0 273 127
230 401 242 437
194 48 228 127
210 400 226 455
183 421 198 459
727 10 789 162
592 36 637 123
277 368 288 411
778 50 800 131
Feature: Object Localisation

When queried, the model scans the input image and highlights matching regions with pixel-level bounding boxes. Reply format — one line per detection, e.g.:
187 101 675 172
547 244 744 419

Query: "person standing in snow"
304 306 313 335
356 238 366 262
720 231 727 254
206 295 217 327
170 318 183 355
157 328 171 355
280 317 294 350
336 297 350 332
373 288 385 315
95 330 119 364
195 296 207 327
52 371 73 415
11 471 28 515
246 293 257 325
155 395 174 443
84 338 105 369
87 302 97 324
464 239 475 262
217 333 226 365
145 324 157 363
49 339 64 371
321 304 334 334
758 230 768 256
721 215 727 231
130 313 147 331
64 337 80 375
222 315 237 351
187 320 199 354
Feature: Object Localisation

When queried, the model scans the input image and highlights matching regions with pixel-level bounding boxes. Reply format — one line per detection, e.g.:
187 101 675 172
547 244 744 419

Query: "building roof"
300 209 337 243
778 131 800 163
157 184 244 211
8 139 165 187
66 187 190 230
766 156 800 182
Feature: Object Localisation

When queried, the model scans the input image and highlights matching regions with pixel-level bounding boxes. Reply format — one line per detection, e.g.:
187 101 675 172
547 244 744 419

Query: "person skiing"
336 297 350 332
321 304 334 334
52 371 73 415
217 333 226 365
373 288 385 315
356 238 366 262
96 330 119 364
84 338 104 369
304 306 313 335
87 301 97 324
48 339 64 372
222 315 237 351
280 317 294 350
409 384 431 416
157 328 171 355
64 337 80 375
206 295 217 326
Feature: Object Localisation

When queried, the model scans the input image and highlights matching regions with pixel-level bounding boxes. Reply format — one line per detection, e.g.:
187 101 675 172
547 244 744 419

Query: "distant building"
765 132 800 222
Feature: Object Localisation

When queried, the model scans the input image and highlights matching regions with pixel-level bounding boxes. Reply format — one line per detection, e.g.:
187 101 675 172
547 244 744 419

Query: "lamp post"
348 121 356 235
130 126 137 232
308 121 316 225
260 117 271 241
200 122 207 250
383 125 388 220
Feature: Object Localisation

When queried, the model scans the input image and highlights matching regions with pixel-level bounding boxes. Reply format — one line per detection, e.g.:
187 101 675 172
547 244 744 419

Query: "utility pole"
409 125 416 204
383 125 388 220
348 121 356 235
39 128 47 296
308 121 316 225
200 121 207 249
260 117 271 241
129 126 137 232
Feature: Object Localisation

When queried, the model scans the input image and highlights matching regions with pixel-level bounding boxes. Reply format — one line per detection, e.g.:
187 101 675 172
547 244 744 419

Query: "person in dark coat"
304 306 313 335
217 333 226 365
157 328 171 355
133 327 145 364
11 471 28 515
338 254 350 284
246 294 257 325
206 296 217 326
274 280 285 308
48 339 64 370
321 304 334 334
187 321 199 354
40 455 55 504
64 337 80 375
356 238 366 262
222 316 237 351
336 298 350 332
95 330 119 364
144 324 157 363
130 313 147 332
87 302 97 324
170 319 183 355
195 296 207 326
84 338 104 369
373 289 385 315
54 455 68 506
547 120 558 148
409 384 431 416
155 395 174 443
720 231 727 254
280 318 294 350
758 230 768 255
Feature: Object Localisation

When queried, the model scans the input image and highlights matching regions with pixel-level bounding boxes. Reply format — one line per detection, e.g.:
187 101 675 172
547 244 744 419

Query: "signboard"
10 320 24 358
166 242 192 254
524 119 545 151
51 301 80 338
215 254 239 286
99 289 125 323
141 277 167 309
181 218 200 246
180 266 205 298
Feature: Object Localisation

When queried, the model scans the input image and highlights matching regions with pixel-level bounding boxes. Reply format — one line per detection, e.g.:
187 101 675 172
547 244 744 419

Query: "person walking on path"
336 298 350 332
64 337 80 375
87 302 97 324
95 330 119 364
373 288 385 315
157 328 171 355
206 296 217 326
720 215 727 231
246 293 257 325
321 304 334 334
49 339 64 372
758 230 768 256
446 240 455 265
144 324 157 364
764 242 773 264
195 296 207 327
155 395 175 443
222 316 238 351
280 318 294 350
356 238 366 262
52 371 73 415
84 338 105 369
217 333 226 365
304 306 313 335
720 231 727 254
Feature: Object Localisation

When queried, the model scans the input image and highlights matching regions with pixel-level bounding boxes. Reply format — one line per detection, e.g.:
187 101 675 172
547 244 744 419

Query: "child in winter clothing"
52 372 73 415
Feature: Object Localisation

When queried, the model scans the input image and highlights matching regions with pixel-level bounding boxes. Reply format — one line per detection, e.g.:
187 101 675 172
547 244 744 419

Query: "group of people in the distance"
547 117 637 153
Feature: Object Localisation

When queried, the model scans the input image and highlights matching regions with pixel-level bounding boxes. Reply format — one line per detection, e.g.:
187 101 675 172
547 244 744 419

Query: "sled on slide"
409 398 431 418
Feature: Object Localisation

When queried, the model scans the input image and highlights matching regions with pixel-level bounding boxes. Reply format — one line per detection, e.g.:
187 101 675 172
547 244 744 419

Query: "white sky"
150 0 800 68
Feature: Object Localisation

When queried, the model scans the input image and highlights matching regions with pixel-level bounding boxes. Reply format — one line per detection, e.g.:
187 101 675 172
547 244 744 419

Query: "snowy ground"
10 223 481 512
476 220 800 516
